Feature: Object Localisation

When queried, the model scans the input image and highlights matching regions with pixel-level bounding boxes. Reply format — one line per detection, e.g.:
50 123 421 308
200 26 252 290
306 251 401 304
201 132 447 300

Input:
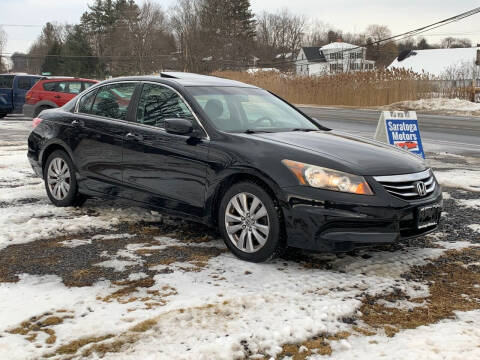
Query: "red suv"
23 77 98 117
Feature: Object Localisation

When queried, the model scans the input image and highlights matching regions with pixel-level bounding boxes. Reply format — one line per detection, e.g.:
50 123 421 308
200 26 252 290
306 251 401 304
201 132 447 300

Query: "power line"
254 7 480 68
3 6 480 70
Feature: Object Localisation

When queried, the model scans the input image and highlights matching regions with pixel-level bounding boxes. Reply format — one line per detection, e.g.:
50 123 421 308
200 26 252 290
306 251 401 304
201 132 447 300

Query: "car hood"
251 130 427 176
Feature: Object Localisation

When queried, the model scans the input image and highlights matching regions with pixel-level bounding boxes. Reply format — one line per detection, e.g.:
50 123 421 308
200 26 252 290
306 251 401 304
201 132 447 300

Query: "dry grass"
272 247 480 358
8 311 74 346
213 69 471 107
359 247 480 335
276 331 351 359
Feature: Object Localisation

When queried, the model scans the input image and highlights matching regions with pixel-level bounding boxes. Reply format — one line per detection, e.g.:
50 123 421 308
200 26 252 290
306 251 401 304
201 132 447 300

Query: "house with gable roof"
296 41 375 76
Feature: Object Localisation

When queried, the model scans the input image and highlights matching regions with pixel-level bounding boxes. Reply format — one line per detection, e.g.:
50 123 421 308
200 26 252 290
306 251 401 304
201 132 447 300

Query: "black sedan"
27 72 442 262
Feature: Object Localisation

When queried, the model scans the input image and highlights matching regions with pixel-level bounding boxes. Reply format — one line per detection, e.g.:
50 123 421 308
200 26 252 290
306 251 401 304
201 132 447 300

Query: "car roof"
0 73 42 77
101 72 258 89
39 77 98 82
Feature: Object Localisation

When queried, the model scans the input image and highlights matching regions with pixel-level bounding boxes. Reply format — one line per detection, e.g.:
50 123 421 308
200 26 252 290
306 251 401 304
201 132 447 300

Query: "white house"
388 47 480 83
296 42 375 76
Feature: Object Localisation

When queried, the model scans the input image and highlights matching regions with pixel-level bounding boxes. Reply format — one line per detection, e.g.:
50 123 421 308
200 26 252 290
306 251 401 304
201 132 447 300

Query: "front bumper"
280 181 442 252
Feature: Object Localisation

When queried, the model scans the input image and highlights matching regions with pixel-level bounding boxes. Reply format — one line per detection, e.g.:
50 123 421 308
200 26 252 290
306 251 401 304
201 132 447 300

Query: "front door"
122 82 210 218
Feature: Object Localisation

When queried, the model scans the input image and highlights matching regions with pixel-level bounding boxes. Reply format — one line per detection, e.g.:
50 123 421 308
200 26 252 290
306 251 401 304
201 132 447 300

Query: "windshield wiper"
243 129 272 134
290 128 318 132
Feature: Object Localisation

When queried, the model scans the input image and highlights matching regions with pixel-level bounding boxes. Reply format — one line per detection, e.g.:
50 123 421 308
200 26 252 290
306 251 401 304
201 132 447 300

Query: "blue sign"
385 119 425 158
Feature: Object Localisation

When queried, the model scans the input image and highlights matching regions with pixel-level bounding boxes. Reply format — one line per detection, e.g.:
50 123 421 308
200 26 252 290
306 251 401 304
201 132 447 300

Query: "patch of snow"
468 224 480 233
435 169 480 192
387 98 480 116
324 310 480 360
388 47 480 77
457 198 480 210
95 259 140 272
60 238 92 248
92 233 136 241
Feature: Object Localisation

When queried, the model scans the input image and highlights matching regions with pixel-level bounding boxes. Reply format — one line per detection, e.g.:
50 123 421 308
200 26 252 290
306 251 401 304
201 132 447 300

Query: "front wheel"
0 113 6 119
218 181 285 262
44 150 86 207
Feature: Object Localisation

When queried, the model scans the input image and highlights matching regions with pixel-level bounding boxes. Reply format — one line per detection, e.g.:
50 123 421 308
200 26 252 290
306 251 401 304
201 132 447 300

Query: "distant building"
296 41 375 76
388 47 480 83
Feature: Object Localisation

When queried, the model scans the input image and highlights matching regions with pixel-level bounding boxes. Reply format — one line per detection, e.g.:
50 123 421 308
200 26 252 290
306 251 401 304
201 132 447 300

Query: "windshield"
0 75 14 89
187 86 319 133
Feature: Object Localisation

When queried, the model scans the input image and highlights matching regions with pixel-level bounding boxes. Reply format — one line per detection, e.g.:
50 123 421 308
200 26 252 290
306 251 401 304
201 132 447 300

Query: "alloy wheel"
47 157 71 200
224 192 270 253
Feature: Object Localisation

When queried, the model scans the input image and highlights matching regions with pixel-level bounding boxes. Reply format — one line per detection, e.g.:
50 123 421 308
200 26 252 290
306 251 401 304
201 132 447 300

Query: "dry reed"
212 69 469 107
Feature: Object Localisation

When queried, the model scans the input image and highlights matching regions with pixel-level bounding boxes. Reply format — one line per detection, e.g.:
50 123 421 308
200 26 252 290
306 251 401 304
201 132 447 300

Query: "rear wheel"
44 150 86 207
218 181 285 262
0 113 6 119
33 106 51 118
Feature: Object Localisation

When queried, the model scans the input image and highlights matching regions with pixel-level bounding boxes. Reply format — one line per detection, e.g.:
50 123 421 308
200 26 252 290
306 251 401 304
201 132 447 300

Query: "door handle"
125 132 144 141
54 95 61 99
71 119 84 127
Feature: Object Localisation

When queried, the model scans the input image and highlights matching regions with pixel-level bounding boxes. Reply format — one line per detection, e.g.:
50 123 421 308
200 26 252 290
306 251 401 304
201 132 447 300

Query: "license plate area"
417 203 441 229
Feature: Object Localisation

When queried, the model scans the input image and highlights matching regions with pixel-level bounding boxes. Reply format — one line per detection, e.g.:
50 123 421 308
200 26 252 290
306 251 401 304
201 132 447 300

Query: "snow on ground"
0 123 479 359
385 98 480 116
321 310 480 360
434 169 480 192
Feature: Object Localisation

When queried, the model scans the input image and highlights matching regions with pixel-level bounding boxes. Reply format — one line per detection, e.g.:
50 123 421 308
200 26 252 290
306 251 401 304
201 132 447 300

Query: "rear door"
0 75 14 113
13 76 39 112
68 81 139 195
121 82 210 217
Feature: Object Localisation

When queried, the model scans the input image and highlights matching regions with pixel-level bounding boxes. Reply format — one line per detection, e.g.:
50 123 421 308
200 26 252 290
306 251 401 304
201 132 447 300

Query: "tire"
44 150 87 207
218 181 285 262
33 106 51 118
0 113 6 119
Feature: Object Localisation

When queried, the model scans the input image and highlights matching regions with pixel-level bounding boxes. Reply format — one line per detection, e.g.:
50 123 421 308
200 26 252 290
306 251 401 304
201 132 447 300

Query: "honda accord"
27 72 442 262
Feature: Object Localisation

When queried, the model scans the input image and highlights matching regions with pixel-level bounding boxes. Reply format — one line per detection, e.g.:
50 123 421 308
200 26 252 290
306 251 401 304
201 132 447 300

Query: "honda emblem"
415 181 427 196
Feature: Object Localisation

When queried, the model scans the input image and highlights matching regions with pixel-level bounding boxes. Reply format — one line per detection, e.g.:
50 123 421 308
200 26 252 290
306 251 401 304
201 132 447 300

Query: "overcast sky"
1 0 479 54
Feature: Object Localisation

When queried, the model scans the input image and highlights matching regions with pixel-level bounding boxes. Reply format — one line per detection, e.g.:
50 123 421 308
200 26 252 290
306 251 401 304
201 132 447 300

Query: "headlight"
282 160 373 195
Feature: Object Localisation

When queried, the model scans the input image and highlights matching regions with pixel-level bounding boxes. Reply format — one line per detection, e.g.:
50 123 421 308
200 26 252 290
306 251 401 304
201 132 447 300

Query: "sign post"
374 111 425 159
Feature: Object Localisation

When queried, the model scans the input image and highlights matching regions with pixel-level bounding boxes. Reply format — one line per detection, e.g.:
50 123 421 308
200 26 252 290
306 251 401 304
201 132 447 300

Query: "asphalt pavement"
299 106 480 155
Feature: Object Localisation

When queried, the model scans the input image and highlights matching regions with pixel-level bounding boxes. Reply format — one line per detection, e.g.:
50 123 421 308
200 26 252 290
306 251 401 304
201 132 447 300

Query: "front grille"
373 169 436 200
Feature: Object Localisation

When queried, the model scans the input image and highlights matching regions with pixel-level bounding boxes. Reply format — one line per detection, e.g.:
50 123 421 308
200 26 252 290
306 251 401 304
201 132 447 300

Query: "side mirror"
164 118 195 136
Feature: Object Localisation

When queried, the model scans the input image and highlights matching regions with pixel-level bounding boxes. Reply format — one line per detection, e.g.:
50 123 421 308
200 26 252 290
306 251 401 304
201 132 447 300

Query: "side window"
78 90 97 114
83 82 95 91
91 82 136 120
43 82 57 92
67 82 82 94
18 77 33 90
56 82 68 93
136 83 194 128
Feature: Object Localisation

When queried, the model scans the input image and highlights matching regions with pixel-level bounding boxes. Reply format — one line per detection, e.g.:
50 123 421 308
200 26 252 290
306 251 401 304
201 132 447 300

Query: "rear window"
0 75 14 89
83 82 95 90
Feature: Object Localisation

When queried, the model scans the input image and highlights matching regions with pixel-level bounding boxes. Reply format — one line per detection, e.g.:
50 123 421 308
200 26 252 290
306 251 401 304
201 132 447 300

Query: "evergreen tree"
200 0 256 70
41 40 64 75
63 25 99 77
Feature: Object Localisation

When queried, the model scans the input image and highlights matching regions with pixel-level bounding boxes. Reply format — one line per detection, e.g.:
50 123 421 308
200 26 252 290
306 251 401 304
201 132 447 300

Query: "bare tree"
131 1 175 74
365 24 397 67
170 0 204 72
441 37 472 49
0 26 7 72
255 9 306 65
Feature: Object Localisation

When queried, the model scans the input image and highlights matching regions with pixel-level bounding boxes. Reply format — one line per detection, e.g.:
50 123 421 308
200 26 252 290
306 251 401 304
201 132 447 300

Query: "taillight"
32 117 43 128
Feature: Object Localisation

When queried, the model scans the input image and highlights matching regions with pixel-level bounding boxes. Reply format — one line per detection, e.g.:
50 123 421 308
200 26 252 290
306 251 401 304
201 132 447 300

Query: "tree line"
6 0 477 78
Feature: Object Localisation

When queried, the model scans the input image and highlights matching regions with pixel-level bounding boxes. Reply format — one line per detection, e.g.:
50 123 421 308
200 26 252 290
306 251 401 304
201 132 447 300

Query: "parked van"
0 74 43 118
